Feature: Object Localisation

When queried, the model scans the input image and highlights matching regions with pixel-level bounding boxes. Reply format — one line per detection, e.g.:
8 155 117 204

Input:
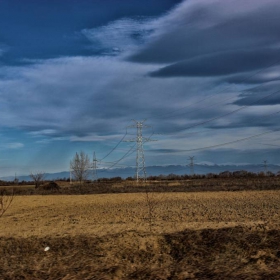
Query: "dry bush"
41 181 60 190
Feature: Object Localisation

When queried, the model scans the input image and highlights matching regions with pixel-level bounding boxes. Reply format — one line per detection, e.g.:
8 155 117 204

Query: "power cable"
161 88 280 136
100 143 136 171
152 56 280 119
258 143 280 148
99 129 128 161
99 132 155 171
155 107 280 138
147 128 280 153
156 83 269 121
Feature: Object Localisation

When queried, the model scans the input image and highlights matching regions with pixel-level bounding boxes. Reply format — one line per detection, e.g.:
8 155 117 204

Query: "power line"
147 128 280 153
98 131 155 175
161 89 280 136
156 83 269 122
154 52 280 120
156 108 280 140
258 143 280 148
100 143 137 171
152 56 280 120
99 129 128 161
97 160 136 167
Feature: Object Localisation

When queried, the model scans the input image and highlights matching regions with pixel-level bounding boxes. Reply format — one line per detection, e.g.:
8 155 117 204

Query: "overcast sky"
1 0 280 176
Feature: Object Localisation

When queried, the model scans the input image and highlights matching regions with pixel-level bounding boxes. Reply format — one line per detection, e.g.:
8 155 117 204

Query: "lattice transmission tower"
92 151 98 181
188 156 195 175
262 160 268 174
126 120 155 181
69 167 72 184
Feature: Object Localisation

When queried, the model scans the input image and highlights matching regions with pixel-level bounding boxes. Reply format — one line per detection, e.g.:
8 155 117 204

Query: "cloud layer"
1 0 279 136
1 0 280 175
130 0 280 65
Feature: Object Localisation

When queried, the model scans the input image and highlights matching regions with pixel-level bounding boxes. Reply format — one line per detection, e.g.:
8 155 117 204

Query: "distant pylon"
263 160 268 174
125 120 155 181
92 152 98 181
69 167 72 184
14 173 19 184
188 156 195 175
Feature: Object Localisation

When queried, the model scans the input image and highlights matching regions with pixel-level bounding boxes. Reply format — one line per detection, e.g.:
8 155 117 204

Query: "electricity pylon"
14 173 19 184
263 160 268 174
125 120 155 181
92 151 98 181
188 156 195 175
69 167 72 184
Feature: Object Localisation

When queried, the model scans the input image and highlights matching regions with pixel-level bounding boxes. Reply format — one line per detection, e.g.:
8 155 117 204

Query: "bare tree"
30 172 45 189
0 189 14 218
70 151 91 184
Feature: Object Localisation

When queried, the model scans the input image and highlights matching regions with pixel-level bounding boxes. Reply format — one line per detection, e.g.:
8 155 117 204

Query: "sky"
1 0 280 176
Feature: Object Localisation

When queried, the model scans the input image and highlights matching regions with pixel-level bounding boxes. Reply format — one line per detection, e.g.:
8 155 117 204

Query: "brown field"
1 190 280 279
1 191 280 237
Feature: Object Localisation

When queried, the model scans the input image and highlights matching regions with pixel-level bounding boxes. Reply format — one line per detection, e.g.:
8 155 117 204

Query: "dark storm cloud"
223 73 280 85
129 0 280 79
233 81 280 106
150 49 280 77
234 94 280 107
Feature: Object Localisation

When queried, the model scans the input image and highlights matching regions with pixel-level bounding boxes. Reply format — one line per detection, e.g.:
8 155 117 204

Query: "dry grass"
1 190 280 279
1 228 280 279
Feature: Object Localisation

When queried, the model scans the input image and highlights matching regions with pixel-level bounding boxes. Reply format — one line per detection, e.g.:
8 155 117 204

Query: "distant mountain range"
1 164 280 181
